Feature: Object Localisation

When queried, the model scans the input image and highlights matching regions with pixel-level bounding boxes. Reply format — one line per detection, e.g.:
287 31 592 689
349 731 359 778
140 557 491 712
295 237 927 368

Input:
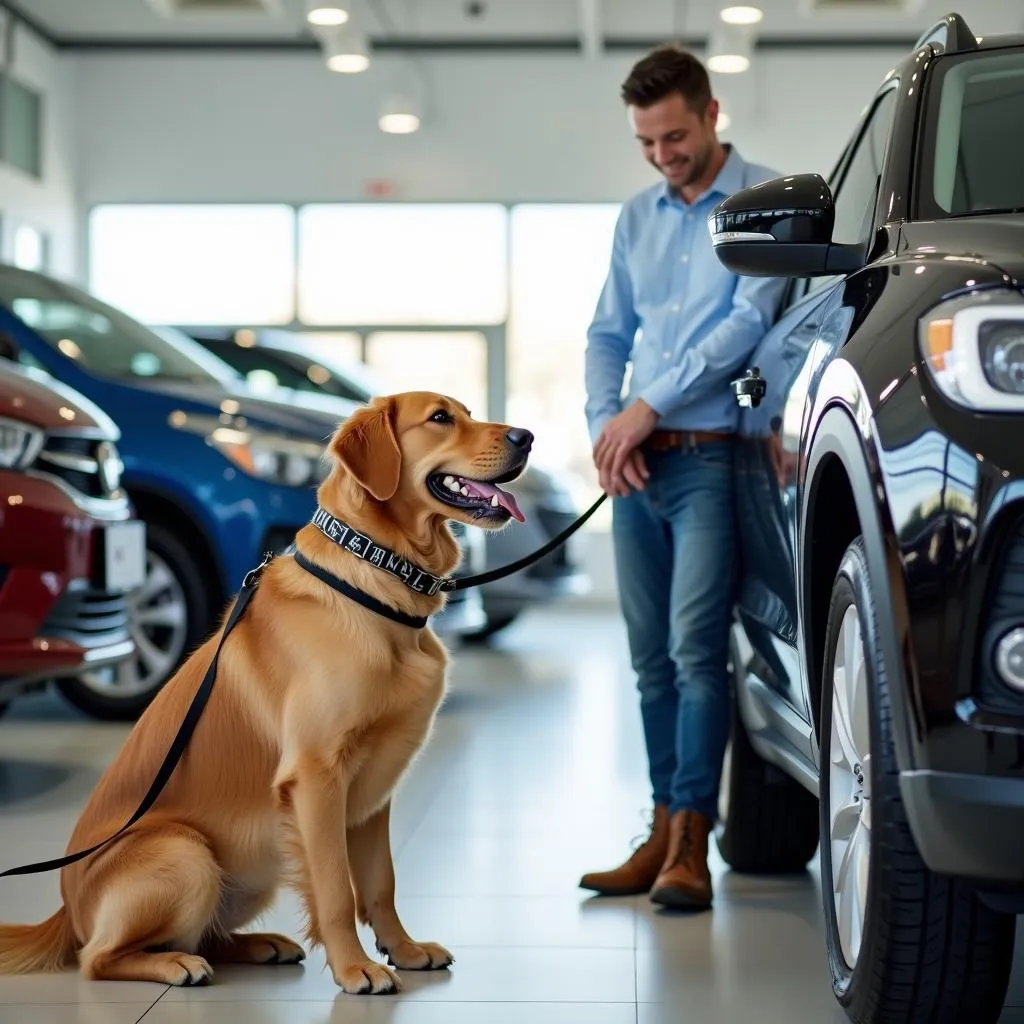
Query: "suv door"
732 79 900 723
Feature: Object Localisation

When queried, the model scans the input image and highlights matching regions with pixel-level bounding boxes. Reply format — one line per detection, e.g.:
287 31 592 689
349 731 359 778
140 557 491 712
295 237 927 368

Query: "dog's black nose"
505 427 534 450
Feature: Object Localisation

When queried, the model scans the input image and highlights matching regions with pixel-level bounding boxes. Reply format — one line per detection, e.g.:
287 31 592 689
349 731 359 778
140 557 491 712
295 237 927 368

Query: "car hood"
119 378 343 440
901 214 1024 283
0 362 120 437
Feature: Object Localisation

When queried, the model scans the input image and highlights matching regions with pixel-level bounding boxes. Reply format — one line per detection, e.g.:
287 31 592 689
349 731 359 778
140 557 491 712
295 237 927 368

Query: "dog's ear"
331 396 402 501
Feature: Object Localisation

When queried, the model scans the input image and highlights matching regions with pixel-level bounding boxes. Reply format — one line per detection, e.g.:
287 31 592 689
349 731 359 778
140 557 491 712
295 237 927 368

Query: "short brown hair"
620 43 712 112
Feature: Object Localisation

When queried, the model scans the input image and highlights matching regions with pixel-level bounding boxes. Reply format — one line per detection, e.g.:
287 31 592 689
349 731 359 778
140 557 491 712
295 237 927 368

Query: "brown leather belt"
644 429 734 452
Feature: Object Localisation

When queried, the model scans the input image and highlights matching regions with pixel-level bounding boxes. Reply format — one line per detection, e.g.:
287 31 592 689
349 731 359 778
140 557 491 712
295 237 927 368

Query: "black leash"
0 492 607 878
443 492 606 590
0 553 272 878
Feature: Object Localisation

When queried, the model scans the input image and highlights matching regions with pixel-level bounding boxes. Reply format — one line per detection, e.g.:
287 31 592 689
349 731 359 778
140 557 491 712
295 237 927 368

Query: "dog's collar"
293 550 428 629
310 505 452 596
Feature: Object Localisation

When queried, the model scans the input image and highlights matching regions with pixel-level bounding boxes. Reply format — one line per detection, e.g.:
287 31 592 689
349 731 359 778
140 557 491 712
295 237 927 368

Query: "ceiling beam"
48 33 922 53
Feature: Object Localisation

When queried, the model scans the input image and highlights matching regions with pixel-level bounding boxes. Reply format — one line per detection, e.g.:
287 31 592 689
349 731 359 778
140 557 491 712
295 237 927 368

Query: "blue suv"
0 264 486 719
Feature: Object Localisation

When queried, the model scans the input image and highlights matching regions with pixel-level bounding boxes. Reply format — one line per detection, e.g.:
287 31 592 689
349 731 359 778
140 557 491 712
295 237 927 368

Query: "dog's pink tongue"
463 479 525 522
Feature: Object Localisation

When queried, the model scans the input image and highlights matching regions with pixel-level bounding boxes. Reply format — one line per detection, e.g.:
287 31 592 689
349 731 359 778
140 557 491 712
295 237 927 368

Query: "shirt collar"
656 143 745 208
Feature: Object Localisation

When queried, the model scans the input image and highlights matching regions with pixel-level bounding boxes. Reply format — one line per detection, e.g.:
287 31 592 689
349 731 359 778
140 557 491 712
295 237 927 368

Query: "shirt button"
680 254 689 263
671 303 680 312
664 351 671 359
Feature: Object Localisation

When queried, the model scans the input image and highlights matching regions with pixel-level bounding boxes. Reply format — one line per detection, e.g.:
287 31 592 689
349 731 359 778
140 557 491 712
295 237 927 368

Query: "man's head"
621 43 722 193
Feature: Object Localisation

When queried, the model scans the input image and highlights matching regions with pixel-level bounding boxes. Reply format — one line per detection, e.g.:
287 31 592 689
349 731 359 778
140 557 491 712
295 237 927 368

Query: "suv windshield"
0 267 241 387
921 48 1024 218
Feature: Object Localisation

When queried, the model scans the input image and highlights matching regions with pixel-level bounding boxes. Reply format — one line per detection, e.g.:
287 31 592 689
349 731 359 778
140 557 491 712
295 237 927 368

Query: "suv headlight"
169 411 328 488
0 417 43 469
920 290 1024 411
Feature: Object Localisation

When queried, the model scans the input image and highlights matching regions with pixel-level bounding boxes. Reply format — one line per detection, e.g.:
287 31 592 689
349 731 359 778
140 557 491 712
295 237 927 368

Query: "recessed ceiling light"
720 6 763 25
707 53 750 73
307 3 348 27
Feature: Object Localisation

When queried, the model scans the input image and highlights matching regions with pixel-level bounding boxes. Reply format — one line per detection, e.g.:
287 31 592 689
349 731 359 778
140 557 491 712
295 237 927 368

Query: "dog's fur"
0 391 530 994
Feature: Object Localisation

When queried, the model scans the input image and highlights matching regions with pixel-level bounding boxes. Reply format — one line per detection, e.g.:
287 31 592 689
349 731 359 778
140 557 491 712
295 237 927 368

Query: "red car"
0 363 145 719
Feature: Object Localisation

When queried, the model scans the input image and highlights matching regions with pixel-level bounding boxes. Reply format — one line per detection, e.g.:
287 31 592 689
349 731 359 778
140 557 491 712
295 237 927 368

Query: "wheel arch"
800 402 917 774
126 483 227 624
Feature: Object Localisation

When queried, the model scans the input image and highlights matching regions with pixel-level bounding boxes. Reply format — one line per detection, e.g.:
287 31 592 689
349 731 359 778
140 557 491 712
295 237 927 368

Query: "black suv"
709 12 1024 1024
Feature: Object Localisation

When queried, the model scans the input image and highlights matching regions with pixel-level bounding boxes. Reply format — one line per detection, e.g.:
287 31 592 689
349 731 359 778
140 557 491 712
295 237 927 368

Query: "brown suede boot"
648 809 713 910
578 804 670 896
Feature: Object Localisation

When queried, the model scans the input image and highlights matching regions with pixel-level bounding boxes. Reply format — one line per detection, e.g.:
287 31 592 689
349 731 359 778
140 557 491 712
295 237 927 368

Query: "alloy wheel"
78 548 189 699
828 602 872 968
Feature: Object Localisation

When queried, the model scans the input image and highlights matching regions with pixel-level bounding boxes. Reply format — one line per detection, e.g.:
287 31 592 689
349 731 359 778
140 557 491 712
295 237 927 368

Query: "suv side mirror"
708 173 863 278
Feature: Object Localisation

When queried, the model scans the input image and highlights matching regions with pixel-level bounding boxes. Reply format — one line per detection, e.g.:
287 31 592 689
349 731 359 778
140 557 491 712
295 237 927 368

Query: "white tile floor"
1 606 1023 1023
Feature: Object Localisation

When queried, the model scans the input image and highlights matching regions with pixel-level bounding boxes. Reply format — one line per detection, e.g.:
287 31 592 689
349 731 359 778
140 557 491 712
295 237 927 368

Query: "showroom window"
507 203 621 519
12 223 48 271
0 74 42 179
88 204 297 326
296 203 508 326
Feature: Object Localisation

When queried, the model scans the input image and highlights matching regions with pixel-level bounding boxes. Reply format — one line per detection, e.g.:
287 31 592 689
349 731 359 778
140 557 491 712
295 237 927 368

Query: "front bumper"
900 769 1024 884
0 472 139 700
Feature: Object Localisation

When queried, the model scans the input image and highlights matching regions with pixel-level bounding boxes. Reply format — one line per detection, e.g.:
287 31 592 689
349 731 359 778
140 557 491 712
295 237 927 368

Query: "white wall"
0 20 78 278
73 47 902 210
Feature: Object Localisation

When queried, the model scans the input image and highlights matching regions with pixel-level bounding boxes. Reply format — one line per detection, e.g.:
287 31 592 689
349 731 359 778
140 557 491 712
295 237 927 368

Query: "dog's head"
323 391 532 529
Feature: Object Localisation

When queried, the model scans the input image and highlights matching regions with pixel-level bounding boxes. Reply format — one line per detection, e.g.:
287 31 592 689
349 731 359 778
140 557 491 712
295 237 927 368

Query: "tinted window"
924 50 1024 217
831 87 898 245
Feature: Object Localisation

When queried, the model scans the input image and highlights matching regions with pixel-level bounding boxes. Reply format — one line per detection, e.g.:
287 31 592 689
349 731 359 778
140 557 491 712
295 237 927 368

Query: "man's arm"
638 272 788 421
584 209 639 446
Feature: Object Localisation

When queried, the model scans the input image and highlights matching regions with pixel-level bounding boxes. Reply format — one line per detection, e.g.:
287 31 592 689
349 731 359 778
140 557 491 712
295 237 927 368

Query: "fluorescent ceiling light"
720 6 763 25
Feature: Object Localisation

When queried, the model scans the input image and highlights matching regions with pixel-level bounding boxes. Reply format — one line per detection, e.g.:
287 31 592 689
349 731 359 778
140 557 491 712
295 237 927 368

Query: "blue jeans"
611 439 738 820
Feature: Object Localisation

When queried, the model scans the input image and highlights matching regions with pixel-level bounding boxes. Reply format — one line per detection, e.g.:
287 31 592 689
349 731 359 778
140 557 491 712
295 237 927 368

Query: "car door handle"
731 366 767 408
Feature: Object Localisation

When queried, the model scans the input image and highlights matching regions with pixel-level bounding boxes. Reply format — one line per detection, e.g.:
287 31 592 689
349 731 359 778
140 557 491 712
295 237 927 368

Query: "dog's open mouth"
427 471 526 522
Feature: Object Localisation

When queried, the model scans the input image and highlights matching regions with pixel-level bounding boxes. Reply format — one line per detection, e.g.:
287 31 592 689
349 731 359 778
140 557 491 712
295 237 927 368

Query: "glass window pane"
298 204 508 326
1 77 42 178
13 224 46 271
88 204 297 326
364 331 488 419
507 203 621 525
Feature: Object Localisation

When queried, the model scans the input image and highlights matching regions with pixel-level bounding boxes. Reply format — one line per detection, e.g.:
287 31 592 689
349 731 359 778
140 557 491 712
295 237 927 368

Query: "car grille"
42 585 132 649
35 434 122 500
977 524 1024 714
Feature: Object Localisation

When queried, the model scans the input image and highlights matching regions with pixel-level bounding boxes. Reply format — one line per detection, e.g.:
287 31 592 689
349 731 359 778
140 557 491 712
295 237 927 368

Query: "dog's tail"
0 907 76 974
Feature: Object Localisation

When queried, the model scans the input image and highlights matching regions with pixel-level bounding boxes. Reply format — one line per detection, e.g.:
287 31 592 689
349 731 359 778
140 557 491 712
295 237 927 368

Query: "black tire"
57 522 213 722
819 536 1015 1024
716 639 820 873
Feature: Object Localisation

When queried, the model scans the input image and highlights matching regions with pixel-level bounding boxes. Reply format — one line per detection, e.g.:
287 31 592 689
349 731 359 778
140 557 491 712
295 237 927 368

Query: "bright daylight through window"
89 204 297 326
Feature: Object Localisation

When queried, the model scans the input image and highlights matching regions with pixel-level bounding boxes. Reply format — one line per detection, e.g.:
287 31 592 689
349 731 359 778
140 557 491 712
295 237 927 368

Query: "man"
579 44 787 910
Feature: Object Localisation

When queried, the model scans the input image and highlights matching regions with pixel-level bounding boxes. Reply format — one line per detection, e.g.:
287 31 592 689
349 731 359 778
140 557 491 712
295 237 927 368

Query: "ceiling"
4 0 1022 51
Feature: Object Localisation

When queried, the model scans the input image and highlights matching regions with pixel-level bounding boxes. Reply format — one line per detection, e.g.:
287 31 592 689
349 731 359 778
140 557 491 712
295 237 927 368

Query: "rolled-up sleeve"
638 271 787 419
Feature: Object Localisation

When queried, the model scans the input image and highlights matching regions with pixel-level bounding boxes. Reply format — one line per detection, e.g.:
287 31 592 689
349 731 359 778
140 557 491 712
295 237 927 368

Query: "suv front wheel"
820 536 1015 1023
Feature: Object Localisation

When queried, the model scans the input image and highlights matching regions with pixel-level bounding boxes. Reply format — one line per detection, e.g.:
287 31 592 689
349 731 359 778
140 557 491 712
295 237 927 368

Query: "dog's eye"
430 409 453 425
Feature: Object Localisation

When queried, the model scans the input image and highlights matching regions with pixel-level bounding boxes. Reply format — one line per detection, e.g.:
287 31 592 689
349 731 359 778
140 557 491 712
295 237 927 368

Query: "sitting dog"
0 392 532 994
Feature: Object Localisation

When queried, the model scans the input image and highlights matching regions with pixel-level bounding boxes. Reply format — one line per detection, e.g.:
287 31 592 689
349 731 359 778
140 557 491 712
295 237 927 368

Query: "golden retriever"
0 391 532 994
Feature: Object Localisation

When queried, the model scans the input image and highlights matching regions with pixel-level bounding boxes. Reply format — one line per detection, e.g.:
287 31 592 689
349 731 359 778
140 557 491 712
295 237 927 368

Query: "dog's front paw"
385 940 454 971
333 959 402 994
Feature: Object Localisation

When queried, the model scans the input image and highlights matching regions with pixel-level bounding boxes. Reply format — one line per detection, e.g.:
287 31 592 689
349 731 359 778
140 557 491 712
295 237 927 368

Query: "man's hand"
594 400 658 496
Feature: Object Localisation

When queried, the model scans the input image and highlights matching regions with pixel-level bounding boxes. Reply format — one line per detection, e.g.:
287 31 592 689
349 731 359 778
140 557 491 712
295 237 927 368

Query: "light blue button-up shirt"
584 144 788 444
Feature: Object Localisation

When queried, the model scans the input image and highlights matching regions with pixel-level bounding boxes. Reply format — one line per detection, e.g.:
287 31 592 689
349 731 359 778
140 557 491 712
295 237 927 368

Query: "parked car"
708 13 1024 1024
0 362 144 719
0 266 486 719
175 325 591 638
